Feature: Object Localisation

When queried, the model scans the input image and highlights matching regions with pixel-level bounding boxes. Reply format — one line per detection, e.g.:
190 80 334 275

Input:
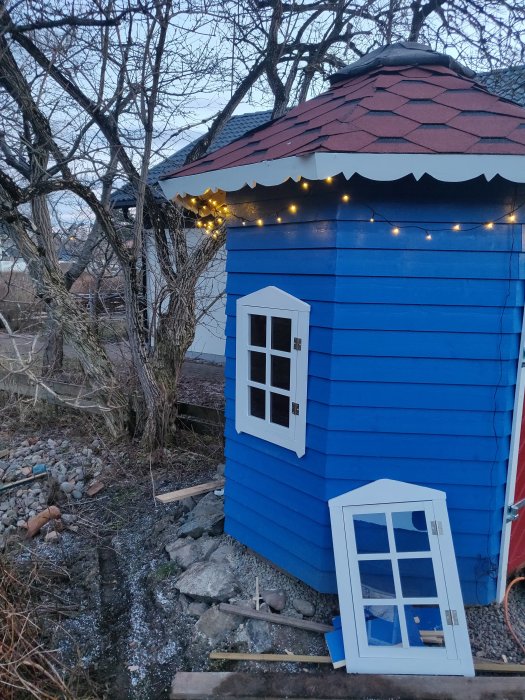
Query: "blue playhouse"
161 43 525 605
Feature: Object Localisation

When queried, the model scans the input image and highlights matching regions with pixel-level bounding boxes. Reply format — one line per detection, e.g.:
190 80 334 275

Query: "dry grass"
0 556 79 700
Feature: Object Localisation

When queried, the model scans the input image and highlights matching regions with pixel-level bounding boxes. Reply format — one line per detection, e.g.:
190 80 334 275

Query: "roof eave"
159 152 525 200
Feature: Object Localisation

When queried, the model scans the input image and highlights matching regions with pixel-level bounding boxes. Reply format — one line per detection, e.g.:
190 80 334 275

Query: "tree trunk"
41 313 64 376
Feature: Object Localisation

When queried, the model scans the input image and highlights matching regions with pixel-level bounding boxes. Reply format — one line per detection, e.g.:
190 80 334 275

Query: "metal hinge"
507 498 525 523
293 337 302 351
445 610 459 626
430 521 443 536
292 402 300 416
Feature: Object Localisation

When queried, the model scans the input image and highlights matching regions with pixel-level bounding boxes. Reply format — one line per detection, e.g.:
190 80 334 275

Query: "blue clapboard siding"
223 176 525 604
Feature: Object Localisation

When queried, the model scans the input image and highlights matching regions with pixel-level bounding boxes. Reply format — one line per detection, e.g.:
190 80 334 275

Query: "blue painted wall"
224 175 525 604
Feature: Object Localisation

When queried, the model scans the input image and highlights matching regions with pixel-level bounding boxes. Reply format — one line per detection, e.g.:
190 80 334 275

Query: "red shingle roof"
162 64 525 183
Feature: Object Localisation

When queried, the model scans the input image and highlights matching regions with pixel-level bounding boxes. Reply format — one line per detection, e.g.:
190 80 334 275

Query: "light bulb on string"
277 217 282 223
392 227 400 235
325 177 333 184
452 224 461 231
341 194 350 203
485 221 494 230
508 213 517 222
289 204 298 214
256 219 264 227
301 182 309 191
425 232 432 241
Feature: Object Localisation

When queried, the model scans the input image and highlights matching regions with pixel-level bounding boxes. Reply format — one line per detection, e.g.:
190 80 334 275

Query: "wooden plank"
209 652 332 664
156 479 225 504
218 603 333 633
170 671 525 699
178 402 224 424
0 472 47 493
474 658 525 673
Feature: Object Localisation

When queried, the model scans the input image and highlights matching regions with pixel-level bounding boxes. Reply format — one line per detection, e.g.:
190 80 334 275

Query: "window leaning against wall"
236 286 310 457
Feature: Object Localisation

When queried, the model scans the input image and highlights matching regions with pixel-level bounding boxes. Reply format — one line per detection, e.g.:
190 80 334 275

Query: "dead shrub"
0 556 77 700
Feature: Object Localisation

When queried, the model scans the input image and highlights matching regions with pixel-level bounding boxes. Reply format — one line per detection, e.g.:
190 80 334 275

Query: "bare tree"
0 0 524 448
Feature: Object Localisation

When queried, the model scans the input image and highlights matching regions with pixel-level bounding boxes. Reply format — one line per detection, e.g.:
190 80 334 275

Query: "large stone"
208 541 237 566
234 619 273 654
195 605 242 645
165 535 219 569
178 492 224 539
261 589 287 612
292 598 315 617
175 561 238 603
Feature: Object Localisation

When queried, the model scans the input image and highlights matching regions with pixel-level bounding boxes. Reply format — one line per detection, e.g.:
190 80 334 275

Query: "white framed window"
235 286 310 457
329 479 474 677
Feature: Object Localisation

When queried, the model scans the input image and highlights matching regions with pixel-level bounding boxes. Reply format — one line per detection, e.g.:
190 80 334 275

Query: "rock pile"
157 469 325 657
0 436 110 546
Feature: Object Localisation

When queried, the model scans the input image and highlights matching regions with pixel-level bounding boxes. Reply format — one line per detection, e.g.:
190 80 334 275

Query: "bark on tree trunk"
41 313 64 376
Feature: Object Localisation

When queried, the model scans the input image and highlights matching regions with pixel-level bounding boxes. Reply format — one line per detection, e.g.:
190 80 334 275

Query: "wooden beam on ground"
218 602 333 633
0 471 47 494
156 479 225 504
170 671 525 699
474 658 525 673
209 652 332 664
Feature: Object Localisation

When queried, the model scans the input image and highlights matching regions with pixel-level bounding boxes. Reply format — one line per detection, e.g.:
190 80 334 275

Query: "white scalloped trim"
159 152 525 199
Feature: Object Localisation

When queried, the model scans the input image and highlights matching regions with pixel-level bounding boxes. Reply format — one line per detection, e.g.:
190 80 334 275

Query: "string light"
186 183 525 238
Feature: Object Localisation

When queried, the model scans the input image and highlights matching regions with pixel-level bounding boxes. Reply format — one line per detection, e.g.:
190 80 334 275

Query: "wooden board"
171 671 525 699
156 479 225 504
474 658 525 673
209 652 332 664
218 603 333 633
0 471 47 493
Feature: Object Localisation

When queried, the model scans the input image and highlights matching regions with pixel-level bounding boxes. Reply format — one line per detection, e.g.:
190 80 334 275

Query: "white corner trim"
496 263 525 601
160 153 525 199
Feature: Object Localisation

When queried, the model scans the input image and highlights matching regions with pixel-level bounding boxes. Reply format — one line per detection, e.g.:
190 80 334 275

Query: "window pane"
250 387 265 419
271 355 290 390
398 558 437 598
393 510 430 552
364 605 402 646
353 513 390 554
270 392 289 427
250 351 266 383
271 316 291 351
359 560 396 599
250 314 266 347
405 605 445 647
